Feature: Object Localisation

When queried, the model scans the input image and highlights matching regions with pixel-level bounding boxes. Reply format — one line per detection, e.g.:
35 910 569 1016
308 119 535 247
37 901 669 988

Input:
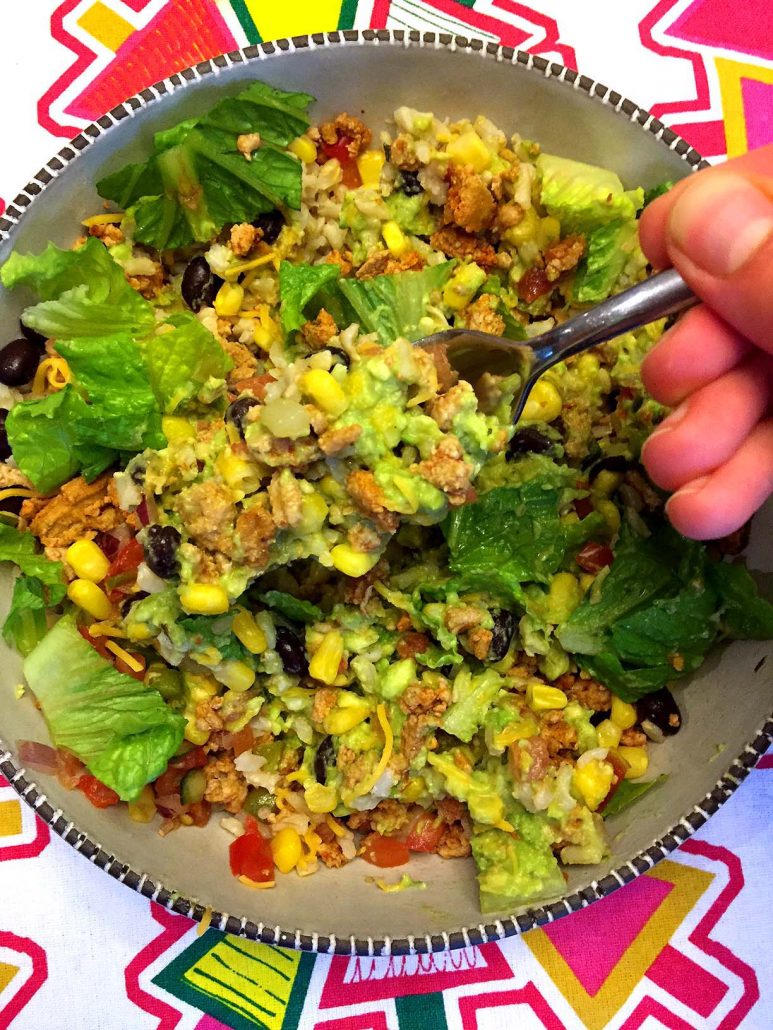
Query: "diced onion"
17 740 58 775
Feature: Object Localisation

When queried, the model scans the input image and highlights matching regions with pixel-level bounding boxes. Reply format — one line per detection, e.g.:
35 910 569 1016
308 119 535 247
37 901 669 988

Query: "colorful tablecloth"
1 3 772 1028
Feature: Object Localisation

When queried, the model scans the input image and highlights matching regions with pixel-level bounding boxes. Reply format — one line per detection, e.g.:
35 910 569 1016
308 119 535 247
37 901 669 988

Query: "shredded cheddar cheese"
224 250 276 280
238 875 275 890
105 640 143 672
33 357 71 395
87 623 127 639
197 907 213 936
81 213 124 226
353 703 393 798
325 814 346 838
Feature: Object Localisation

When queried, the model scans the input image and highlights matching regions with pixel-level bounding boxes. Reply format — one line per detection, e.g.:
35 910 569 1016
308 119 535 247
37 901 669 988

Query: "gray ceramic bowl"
1 30 771 955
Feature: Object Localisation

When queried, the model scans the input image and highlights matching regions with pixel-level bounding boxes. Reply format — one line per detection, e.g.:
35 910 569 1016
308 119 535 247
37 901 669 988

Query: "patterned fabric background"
1 2 772 1028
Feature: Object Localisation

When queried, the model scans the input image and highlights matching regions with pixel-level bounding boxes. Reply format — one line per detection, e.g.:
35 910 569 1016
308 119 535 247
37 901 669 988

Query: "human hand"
638 144 773 540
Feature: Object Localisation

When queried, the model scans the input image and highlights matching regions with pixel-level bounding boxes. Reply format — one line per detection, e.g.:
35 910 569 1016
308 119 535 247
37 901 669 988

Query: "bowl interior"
1 36 771 950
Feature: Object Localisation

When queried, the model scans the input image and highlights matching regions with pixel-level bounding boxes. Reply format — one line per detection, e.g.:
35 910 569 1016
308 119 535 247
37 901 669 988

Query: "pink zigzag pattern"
124 903 192 1030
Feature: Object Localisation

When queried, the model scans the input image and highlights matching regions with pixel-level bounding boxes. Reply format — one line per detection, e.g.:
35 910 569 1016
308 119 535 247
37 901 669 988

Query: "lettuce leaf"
0 524 66 656
572 220 640 303
444 479 603 602
5 387 118 492
279 261 341 334
558 525 773 701
603 775 667 817
98 81 313 250
538 154 644 236
257 589 322 624
1 238 154 339
337 262 456 345
145 312 232 412
23 615 185 800
643 181 674 208
2 575 49 657
56 334 165 451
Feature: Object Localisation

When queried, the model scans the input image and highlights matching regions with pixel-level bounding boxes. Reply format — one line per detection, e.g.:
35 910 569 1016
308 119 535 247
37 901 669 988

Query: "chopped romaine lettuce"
256 590 322 624
23 615 185 800
603 775 667 817
279 261 341 334
643 181 674 208
98 81 313 250
572 220 640 303
5 387 118 492
537 153 644 236
0 525 66 656
145 312 232 413
1 238 154 339
337 262 456 345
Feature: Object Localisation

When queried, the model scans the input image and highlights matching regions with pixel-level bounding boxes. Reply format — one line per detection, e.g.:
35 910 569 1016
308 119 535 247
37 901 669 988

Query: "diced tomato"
230 725 255 758
78 625 113 660
598 751 629 812
105 537 144 600
518 267 552 303
56 748 86 790
405 811 445 854
77 774 120 808
229 826 274 882
320 135 362 188
361 833 411 868
576 542 614 574
574 497 594 519
232 373 274 400
115 651 146 681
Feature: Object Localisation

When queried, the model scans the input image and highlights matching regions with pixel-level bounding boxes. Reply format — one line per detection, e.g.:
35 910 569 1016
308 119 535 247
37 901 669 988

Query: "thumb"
656 159 773 352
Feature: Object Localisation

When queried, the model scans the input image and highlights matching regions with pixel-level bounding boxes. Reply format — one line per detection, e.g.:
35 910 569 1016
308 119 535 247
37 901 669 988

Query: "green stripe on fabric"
230 0 262 43
338 0 359 30
396 992 449 1030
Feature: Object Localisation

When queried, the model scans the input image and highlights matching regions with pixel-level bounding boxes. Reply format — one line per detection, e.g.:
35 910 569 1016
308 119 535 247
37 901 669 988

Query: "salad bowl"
0 30 771 954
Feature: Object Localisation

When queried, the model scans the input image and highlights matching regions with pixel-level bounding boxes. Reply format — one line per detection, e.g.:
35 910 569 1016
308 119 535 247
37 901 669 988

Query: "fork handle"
530 268 697 374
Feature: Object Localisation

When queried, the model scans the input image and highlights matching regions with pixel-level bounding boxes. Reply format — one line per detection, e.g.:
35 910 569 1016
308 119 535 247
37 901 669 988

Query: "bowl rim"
1 28 771 957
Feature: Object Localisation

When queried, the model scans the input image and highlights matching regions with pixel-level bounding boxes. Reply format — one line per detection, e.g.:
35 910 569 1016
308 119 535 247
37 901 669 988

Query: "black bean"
0 409 11 462
19 322 47 349
585 454 631 479
181 256 223 312
225 396 260 436
400 170 423 196
129 460 147 487
120 592 149 618
252 209 284 245
314 735 335 784
275 624 308 676
637 688 682 736
0 494 23 515
590 709 610 727
143 525 182 580
488 609 517 661
438 664 454 678
0 339 43 387
507 427 553 459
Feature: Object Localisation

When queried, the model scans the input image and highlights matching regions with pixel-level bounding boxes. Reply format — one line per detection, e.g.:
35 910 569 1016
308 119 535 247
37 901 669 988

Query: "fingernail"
641 401 689 454
669 173 773 276
666 475 711 508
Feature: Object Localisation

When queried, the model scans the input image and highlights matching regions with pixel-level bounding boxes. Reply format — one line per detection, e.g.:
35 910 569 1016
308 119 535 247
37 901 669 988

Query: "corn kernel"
442 262 487 311
400 776 426 803
610 697 637 730
579 573 596 593
382 220 408 257
540 215 561 246
65 539 110 583
357 150 385 188
216 451 261 495
309 629 344 685
218 660 255 693
289 135 317 163
128 785 156 823
573 759 615 811
67 579 115 620
617 746 649 780
162 416 195 443
232 610 267 654
126 622 154 642
298 493 328 534
594 470 623 497
596 719 622 749
324 691 372 735
214 282 244 317
596 499 621 536
526 682 568 712
301 369 348 417
271 826 303 874
304 782 338 813
447 131 491 173
521 379 563 423
330 544 380 578
493 717 539 748
179 583 229 615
